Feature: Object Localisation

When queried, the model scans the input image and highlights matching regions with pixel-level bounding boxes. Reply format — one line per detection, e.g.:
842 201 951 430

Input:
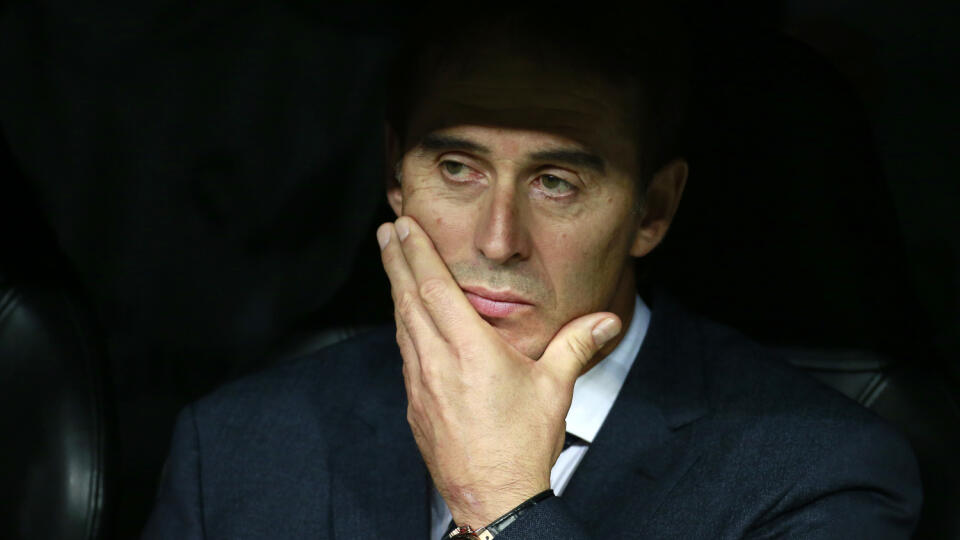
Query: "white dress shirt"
430 296 651 539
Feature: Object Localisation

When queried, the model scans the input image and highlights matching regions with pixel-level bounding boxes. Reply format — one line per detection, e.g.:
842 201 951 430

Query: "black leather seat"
655 30 960 538
0 273 114 540
0 135 115 539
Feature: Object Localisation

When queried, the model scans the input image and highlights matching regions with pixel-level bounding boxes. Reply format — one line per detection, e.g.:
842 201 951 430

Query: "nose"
474 184 531 265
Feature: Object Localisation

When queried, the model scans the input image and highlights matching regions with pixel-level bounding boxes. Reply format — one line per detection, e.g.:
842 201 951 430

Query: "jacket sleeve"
141 405 206 540
744 418 922 540
494 496 594 540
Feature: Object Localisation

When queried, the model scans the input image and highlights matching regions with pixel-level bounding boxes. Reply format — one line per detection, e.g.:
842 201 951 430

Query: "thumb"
540 313 622 383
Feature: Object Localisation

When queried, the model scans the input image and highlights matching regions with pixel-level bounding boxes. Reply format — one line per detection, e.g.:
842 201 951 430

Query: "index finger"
394 216 485 344
379 222 449 363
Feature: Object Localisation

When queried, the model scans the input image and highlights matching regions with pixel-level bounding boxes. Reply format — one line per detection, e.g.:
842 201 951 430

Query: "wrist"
447 480 549 526
448 489 555 539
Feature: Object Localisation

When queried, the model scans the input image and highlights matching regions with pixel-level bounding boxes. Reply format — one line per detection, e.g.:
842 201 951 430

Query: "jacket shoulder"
696 315 893 434
689 315 921 523
189 325 400 443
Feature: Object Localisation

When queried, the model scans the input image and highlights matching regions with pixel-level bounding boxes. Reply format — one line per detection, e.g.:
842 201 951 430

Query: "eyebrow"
529 149 606 174
419 134 491 154
417 133 606 174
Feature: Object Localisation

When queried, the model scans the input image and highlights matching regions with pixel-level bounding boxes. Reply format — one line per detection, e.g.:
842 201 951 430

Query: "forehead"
404 53 639 172
412 125 606 173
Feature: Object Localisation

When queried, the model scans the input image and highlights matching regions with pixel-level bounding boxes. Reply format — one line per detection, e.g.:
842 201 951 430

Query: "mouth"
461 286 533 319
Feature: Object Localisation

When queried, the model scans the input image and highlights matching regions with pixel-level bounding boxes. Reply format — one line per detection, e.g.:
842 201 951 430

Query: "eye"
439 160 482 183
442 161 464 175
533 174 577 198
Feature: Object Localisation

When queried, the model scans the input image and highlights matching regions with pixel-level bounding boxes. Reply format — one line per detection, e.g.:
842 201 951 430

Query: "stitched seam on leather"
0 288 19 324
60 289 106 540
860 375 889 408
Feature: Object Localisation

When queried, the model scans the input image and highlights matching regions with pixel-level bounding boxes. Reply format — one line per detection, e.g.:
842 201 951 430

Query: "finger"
396 312 420 377
378 222 447 359
396 315 421 400
394 216 484 344
539 313 622 384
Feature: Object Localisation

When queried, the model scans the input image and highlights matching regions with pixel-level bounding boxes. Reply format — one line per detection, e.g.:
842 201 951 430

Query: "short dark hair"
385 4 691 187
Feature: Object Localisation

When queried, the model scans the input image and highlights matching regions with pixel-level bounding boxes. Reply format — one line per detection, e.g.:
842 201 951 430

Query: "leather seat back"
0 275 114 540
0 133 115 539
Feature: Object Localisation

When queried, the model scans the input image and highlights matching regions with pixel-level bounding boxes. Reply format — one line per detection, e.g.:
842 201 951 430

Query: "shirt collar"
564 295 650 444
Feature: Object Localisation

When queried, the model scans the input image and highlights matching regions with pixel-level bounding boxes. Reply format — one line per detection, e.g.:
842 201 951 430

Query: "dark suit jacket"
142 294 922 539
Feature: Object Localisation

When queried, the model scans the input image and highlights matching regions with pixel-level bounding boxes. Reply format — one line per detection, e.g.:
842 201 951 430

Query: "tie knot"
563 432 586 451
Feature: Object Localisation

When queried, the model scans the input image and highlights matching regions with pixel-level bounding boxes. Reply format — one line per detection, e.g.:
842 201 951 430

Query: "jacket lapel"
329 354 429 539
562 292 710 535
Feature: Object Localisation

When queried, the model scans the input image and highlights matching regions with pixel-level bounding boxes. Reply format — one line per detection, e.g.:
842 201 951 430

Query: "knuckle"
396 291 419 318
565 334 596 363
380 248 400 267
418 277 448 308
406 404 421 426
395 319 410 341
419 360 441 383
455 340 481 361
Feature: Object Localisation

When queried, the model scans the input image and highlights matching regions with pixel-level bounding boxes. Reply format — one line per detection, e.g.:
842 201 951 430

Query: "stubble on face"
445 260 549 305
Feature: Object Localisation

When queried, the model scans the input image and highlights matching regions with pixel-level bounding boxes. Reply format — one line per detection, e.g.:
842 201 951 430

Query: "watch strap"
477 489 555 539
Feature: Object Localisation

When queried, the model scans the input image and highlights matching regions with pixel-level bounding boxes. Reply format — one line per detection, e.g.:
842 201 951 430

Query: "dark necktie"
563 431 586 451
445 433 586 536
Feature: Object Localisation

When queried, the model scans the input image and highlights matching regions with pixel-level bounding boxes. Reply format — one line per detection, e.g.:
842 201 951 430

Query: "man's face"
388 52 655 359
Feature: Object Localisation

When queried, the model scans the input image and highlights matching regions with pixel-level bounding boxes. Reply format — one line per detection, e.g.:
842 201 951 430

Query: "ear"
630 159 688 257
384 122 404 217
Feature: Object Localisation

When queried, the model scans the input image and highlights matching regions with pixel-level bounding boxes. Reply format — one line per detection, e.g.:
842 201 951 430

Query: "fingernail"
396 218 410 241
376 225 391 250
592 318 621 347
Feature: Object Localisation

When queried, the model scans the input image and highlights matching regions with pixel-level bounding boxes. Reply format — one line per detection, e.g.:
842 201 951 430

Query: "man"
143 7 921 539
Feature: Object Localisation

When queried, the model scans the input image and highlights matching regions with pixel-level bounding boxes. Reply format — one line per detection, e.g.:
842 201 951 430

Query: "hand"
377 216 622 526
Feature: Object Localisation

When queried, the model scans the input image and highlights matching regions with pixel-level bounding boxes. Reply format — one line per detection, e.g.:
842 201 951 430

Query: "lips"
461 286 533 318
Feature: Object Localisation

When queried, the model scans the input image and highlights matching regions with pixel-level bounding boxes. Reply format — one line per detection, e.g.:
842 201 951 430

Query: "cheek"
402 186 476 261
536 218 633 307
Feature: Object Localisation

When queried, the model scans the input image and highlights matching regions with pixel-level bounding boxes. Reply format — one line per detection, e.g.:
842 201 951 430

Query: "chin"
490 324 550 360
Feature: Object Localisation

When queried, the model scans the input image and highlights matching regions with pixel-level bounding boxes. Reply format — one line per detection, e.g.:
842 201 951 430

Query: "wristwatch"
448 525 481 539
447 489 555 539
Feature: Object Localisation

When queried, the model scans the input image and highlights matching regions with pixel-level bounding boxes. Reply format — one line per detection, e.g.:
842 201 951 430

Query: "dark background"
1 1 957 538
